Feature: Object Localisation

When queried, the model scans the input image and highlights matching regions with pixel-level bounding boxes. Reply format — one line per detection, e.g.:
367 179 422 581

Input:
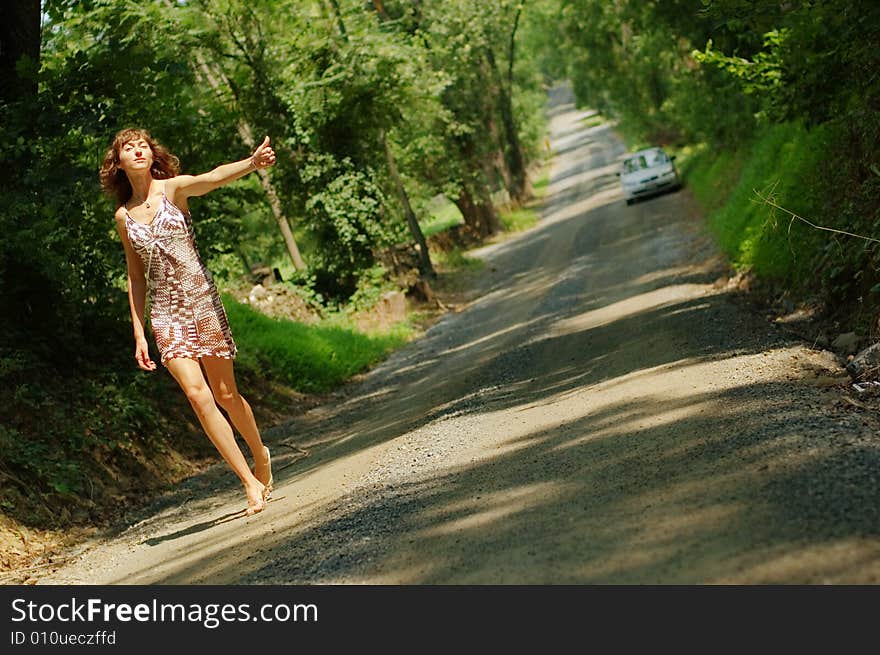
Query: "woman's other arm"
114 209 156 371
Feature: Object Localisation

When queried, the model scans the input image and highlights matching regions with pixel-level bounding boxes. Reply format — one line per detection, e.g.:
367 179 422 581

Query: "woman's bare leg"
201 356 271 486
165 357 265 513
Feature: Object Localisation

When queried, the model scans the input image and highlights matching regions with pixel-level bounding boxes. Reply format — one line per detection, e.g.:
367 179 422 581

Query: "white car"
618 147 681 205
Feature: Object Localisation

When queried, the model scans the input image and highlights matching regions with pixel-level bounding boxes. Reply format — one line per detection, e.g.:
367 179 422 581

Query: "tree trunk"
455 187 497 238
480 192 501 234
193 53 306 271
486 112 514 193
484 1 528 203
382 130 434 278
486 48 527 202
236 113 307 273
0 0 40 104
505 2 527 200
507 3 523 94
454 188 479 237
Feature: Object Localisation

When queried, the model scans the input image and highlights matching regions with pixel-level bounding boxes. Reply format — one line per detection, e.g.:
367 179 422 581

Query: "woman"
100 128 276 516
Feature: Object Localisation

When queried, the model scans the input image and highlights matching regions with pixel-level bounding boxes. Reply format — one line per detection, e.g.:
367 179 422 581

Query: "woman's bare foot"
245 481 267 516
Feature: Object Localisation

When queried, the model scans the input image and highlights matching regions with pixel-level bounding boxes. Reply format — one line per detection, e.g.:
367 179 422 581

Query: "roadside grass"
498 163 549 233
224 295 413 393
432 247 484 271
580 111 606 128
673 120 880 335
500 206 539 232
682 122 829 283
679 143 744 215
531 159 552 200
533 177 549 198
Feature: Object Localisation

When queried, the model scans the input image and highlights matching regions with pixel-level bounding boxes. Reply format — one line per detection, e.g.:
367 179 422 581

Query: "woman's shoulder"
113 206 130 240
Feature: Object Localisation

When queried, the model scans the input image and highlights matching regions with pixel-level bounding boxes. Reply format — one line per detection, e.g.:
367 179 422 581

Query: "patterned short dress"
124 190 237 366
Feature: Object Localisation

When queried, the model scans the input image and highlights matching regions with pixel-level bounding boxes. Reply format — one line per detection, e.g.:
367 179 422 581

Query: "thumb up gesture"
251 136 276 170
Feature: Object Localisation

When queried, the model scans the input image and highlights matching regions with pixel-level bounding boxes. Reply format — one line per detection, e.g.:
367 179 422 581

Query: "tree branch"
507 2 524 93
755 188 880 245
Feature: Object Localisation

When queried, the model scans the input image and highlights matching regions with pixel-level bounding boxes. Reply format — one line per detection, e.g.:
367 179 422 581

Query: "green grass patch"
500 206 540 232
580 112 606 128
531 162 551 200
421 198 465 237
684 122 830 283
432 247 484 271
224 295 412 393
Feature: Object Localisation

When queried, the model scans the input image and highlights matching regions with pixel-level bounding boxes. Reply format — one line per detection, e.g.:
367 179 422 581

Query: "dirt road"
41 86 880 584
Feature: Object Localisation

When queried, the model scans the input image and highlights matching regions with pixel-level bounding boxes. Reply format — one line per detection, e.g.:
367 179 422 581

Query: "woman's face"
118 137 154 174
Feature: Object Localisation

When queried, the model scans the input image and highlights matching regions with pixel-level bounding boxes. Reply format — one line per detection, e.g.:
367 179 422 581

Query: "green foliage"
684 118 880 309
280 269 330 310
517 0 568 84
421 199 465 238
687 123 822 275
343 265 398 314
301 162 393 298
377 0 548 229
693 31 786 103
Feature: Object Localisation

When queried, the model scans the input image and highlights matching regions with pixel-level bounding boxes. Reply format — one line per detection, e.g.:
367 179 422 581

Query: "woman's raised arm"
167 136 276 201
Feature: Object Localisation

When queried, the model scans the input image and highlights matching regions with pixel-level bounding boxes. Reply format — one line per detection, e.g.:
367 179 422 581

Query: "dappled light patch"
549 284 715 336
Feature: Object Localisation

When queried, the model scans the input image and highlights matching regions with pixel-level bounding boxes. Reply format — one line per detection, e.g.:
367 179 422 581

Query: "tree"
0 0 40 104
165 0 308 272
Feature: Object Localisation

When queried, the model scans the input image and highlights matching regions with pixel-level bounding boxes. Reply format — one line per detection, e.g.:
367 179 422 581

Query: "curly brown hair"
99 128 180 207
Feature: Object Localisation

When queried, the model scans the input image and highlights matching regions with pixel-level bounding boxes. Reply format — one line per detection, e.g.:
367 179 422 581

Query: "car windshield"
623 151 668 174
